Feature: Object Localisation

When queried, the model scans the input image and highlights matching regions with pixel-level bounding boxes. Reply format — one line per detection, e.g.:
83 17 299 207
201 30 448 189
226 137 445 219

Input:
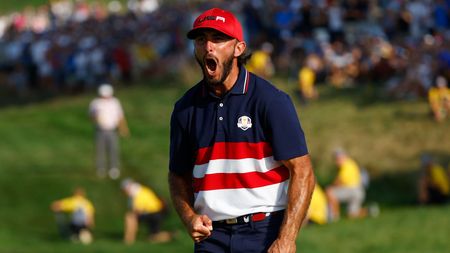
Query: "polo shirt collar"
229 65 250 95
201 65 250 98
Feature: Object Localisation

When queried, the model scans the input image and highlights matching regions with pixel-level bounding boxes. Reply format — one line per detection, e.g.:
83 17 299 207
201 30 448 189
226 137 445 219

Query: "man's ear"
234 41 246 57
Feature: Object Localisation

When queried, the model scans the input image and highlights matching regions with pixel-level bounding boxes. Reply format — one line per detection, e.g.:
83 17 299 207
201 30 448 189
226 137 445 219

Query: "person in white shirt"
89 84 129 179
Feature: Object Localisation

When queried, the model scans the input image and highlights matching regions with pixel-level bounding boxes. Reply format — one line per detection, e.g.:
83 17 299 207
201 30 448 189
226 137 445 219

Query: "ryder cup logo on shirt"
237 116 252 131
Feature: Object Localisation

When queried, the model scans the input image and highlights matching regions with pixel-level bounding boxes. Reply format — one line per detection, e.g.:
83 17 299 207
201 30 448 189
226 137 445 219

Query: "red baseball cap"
187 8 244 41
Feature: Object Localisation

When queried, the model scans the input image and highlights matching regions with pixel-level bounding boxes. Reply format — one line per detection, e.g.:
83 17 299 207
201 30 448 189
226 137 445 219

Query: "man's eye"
213 35 229 42
195 37 206 43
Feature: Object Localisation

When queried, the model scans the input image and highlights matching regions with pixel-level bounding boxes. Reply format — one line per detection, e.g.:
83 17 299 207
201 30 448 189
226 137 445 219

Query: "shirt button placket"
218 102 224 121
216 101 226 136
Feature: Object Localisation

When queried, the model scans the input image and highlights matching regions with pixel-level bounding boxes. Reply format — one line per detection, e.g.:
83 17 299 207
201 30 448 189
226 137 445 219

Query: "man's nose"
204 39 214 52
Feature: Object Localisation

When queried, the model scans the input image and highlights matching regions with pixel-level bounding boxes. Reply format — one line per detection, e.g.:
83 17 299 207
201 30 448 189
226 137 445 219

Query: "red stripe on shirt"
193 165 289 192
195 142 273 165
244 70 250 93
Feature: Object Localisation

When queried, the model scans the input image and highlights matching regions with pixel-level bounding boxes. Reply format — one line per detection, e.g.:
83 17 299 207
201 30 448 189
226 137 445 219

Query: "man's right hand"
187 214 213 243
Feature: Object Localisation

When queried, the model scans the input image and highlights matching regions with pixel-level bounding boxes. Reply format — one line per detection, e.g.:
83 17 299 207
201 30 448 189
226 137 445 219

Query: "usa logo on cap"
187 8 244 42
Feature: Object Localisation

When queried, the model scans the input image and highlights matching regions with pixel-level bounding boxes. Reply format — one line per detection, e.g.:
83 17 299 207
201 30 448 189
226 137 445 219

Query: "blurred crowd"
0 0 186 96
1 0 450 106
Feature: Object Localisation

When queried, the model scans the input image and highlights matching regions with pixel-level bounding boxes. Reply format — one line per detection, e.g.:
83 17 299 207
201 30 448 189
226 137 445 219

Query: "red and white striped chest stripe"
193 142 289 193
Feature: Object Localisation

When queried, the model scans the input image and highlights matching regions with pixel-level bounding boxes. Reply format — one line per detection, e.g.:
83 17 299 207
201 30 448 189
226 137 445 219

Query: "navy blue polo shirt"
169 65 308 174
170 65 309 220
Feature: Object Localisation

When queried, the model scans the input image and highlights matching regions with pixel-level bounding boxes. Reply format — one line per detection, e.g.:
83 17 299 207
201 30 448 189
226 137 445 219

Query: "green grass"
0 74 449 253
300 205 450 253
0 0 47 13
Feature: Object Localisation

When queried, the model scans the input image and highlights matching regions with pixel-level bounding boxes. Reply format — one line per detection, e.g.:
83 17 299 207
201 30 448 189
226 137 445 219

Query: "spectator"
50 187 95 244
88 83 129 179
406 0 431 39
434 0 450 31
324 41 354 87
327 0 344 43
305 183 329 225
7 62 28 97
428 76 450 122
121 178 172 244
417 154 450 204
245 41 274 79
326 148 367 220
297 54 318 104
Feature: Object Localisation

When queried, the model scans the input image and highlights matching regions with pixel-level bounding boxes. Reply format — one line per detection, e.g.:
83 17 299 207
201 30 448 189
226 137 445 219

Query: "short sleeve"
265 92 308 161
59 197 76 212
169 108 195 174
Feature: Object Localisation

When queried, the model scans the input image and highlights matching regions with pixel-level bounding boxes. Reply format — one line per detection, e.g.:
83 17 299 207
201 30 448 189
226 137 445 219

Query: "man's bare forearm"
168 171 196 226
279 154 315 240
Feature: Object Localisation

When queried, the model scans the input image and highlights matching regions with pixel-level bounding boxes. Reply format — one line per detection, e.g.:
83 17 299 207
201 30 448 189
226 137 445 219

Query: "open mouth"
205 57 218 73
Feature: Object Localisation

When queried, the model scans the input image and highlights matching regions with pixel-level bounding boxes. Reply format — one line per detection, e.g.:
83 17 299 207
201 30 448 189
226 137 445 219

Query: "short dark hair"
238 48 252 66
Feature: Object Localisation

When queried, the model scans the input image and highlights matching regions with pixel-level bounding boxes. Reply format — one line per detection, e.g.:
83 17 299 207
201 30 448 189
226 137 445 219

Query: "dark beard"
196 54 234 87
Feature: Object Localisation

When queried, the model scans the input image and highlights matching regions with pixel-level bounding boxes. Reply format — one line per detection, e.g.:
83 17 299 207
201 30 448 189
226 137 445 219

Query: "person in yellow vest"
50 187 95 244
428 76 450 122
246 42 274 79
305 183 329 225
326 149 367 220
418 154 450 204
298 63 318 104
121 178 172 244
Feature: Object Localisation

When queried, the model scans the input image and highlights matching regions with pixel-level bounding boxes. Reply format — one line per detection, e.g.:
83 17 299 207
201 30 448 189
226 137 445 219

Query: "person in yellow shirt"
246 42 274 79
326 149 367 220
297 54 320 104
305 183 329 225
298 65 317 103
121 178 171 244
428 76 450 122
50 187 95 244
418 154 450 204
